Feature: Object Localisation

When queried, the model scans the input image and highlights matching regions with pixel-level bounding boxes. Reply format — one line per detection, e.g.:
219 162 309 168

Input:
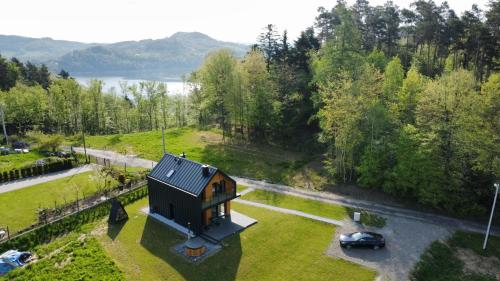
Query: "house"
147 153 239 235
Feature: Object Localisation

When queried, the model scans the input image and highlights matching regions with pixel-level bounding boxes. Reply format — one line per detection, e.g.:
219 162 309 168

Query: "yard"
66 128 328 189
241 189 386 227
0 224 123 281
0 170 117 233
0 150 46 172
95 198 377 281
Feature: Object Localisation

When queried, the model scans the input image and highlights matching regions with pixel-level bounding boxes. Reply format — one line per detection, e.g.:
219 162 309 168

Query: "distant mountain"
0 32 249 79
0 35 95 62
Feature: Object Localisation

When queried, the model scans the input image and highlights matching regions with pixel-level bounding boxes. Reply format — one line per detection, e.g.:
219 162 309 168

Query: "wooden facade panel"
224 201 231 216
202 171 236 201
202 208 212 226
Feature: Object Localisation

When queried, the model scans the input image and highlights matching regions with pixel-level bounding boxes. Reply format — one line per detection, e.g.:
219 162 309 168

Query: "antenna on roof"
162 127 166 155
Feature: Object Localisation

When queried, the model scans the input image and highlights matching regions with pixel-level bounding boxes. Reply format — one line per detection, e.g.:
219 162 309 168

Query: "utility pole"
483 183 499 250
0 105 8 145
162 127 166 155
82 129 88 164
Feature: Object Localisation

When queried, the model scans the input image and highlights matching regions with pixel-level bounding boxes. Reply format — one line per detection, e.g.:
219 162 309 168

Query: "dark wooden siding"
147 178 203 234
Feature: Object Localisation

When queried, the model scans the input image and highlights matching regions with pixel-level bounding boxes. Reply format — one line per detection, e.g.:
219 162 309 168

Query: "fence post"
124 162 127 173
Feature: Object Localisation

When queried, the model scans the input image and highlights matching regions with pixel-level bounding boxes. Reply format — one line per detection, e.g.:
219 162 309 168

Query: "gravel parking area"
327 216 452 281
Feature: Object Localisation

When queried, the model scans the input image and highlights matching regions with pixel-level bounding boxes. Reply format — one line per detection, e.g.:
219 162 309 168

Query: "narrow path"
67 147 156 169
0 164 95 194
234 198 344 226
238 187 255 196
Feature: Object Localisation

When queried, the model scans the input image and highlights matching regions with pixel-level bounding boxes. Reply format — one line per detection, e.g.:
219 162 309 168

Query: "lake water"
74 76 189 95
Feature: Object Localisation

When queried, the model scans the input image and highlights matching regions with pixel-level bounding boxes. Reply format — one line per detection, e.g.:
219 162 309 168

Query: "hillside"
0 32 248 79
0 35 93 62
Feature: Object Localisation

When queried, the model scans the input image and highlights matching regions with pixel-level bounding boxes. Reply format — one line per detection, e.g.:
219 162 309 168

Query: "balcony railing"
202 191 238 209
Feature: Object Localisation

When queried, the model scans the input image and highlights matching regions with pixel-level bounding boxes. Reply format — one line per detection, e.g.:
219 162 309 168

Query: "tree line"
0 56 190 135
188 0 499 216
0 0 498 215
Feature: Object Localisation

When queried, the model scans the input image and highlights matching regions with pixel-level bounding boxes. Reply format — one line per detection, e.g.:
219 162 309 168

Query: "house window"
220 180 226 192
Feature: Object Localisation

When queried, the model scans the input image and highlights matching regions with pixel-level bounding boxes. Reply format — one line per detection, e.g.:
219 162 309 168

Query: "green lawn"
411 231 500 281
241 189 386 228
0 225 122 281
0 171 117 233
96 198 377 281
242 189 349 221
67 127 328 189
0 150 46 172
236 185 248 193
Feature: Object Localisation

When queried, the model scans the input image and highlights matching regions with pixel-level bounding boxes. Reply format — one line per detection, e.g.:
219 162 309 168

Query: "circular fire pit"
184 237 206 257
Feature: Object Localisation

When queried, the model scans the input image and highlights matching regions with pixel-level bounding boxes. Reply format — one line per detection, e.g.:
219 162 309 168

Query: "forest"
0 0 498 216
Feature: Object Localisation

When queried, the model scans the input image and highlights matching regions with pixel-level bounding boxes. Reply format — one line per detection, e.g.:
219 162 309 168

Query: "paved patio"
202 211 257 242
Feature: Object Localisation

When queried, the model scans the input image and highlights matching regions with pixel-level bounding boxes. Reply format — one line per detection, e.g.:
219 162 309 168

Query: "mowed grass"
242 189 349 221
411 231 500 281
0 150 46 172
67 127 327 187
96 198 377 281
0 171 117 233
241 189 386 227
236 185 248 193
0 227 122 281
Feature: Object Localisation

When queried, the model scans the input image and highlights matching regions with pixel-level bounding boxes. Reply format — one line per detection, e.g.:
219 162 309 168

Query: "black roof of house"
147 153 221 196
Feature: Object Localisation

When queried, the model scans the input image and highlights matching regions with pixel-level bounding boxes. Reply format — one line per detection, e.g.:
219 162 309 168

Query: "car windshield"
351 233 363 240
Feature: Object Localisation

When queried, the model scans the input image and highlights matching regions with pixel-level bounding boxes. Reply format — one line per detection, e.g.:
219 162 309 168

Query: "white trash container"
353 212 361 222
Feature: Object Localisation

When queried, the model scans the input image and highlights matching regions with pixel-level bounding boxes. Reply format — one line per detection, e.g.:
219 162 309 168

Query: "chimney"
202 165 209 177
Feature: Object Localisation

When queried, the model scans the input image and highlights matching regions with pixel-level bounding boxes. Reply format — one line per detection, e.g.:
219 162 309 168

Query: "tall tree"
198 49 238 140
258 24 280 70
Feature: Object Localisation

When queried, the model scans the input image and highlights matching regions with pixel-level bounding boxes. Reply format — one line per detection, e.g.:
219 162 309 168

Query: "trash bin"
353 212 361 222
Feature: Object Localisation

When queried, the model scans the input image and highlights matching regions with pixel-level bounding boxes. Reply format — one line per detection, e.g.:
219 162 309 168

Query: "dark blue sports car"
339 231 385 250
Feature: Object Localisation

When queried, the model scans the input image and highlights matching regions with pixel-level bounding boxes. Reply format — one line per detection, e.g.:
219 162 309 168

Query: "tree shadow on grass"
140 216 242 281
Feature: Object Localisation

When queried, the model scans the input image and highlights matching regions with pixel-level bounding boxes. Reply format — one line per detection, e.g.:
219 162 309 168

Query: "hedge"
0 159 75 183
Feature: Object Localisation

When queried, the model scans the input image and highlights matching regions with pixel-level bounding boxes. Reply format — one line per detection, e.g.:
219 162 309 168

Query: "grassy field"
411 231 500 281
242 189 349 220
67 127 328 189
241 189 386 227
0 150 46 172
95 198 377 281
0 170 117 233
0 225 122 281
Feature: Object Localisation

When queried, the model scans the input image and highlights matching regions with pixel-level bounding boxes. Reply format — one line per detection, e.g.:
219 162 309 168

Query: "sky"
0 0 490 44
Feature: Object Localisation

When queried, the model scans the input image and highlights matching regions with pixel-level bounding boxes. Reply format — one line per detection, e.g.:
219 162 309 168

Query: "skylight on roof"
166 169 175 178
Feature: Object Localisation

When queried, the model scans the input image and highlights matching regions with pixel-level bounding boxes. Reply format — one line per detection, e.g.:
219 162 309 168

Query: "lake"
74 76 189 95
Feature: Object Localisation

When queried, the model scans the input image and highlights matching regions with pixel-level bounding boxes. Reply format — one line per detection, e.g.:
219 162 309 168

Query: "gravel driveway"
327 215 452 281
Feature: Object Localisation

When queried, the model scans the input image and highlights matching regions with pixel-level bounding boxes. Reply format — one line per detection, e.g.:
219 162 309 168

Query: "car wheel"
373 245 379 250
346 245 352 249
